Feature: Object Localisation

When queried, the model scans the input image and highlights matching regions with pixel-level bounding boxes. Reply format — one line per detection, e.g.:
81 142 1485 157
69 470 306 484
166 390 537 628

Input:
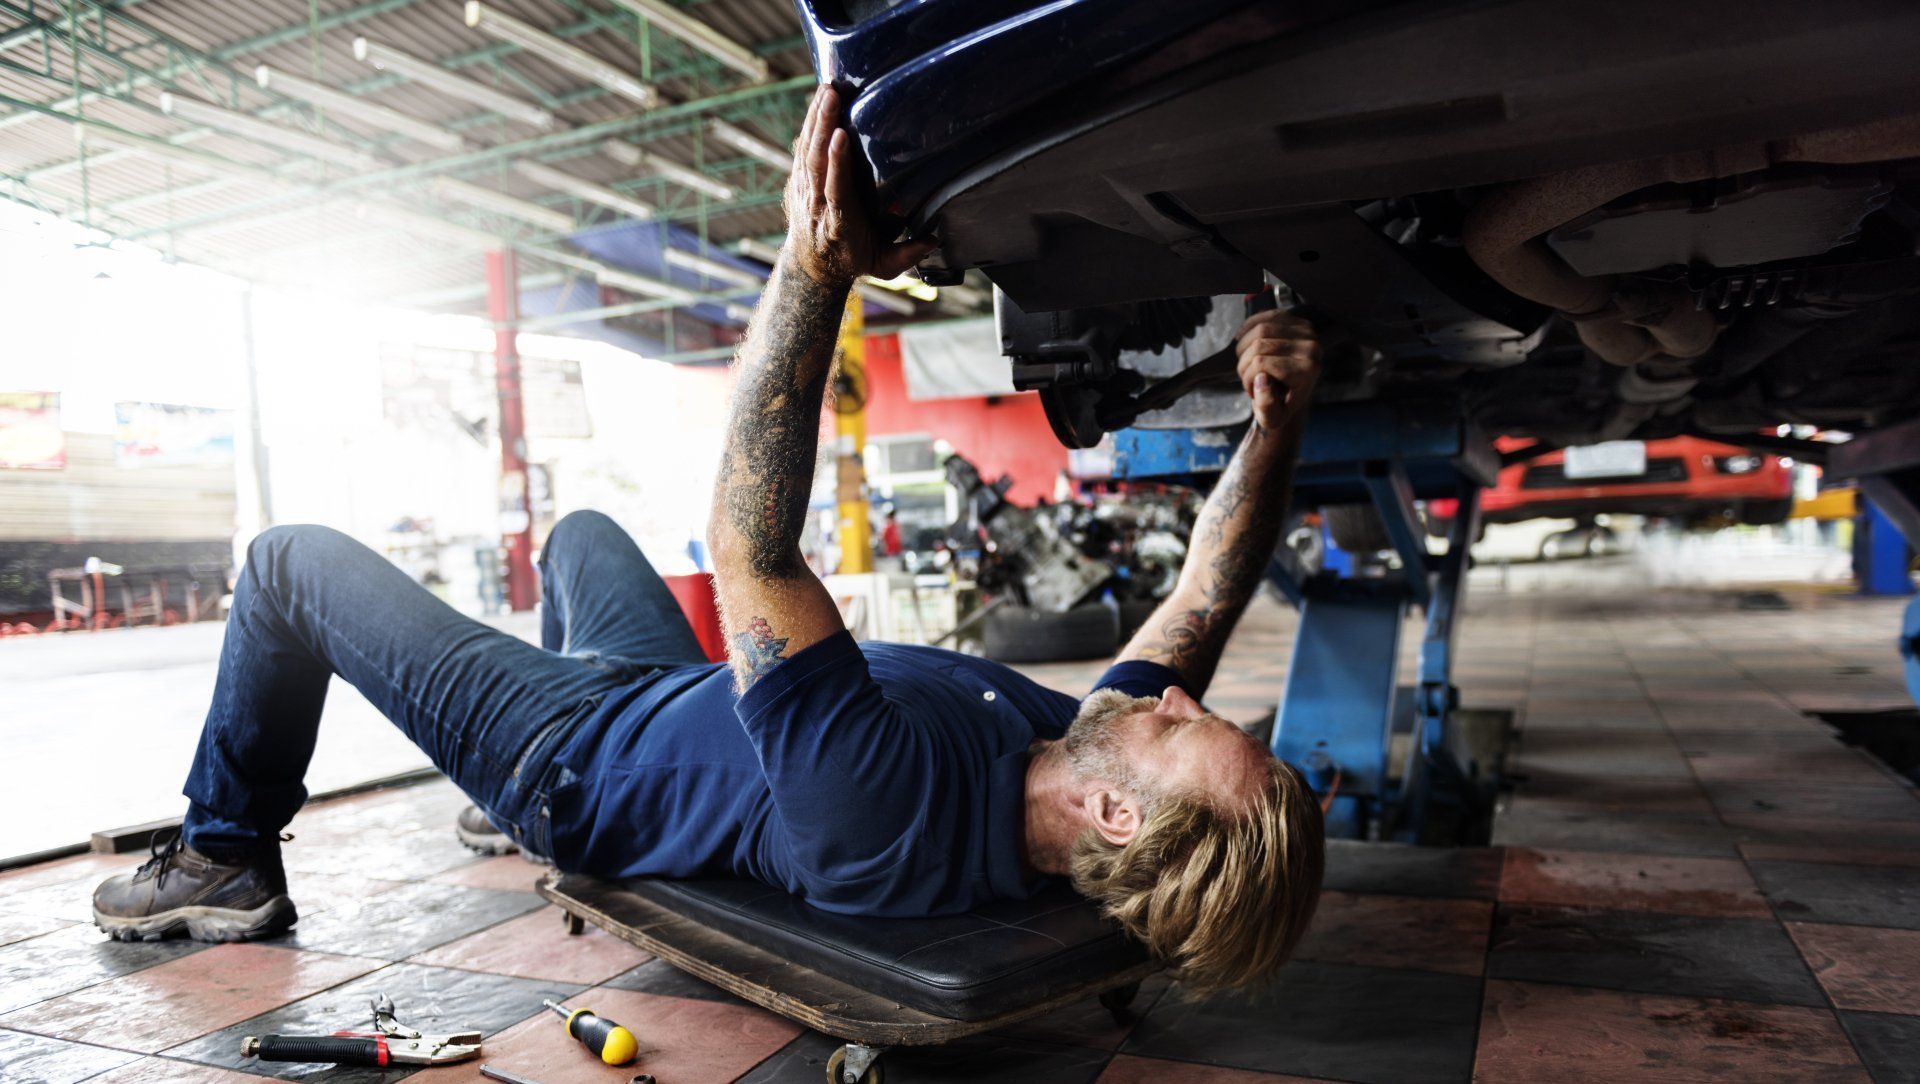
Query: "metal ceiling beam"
4 0 800 166
114 74 810 243
0 87 291 181
0 0 428 131
0 0 404 171
0 0 815 329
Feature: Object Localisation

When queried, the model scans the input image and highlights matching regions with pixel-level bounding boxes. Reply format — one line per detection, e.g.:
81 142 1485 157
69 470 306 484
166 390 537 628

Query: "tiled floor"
2 573 1916 1083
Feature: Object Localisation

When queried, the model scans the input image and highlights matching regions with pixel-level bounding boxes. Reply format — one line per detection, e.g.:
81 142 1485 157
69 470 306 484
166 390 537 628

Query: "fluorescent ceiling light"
512 160 653 220
108 177 248 214
159 91 382 170
465 2 658 109
725 302 756 323
81 133 248 181
709 119 791 171
605 0 769 84
663 247 762 288
255 65 468 152
601 139 735 201
353 36 556 129
535 246 697 303
189 202 348 239
434 176 575 233
732 236 781 264
856 281 916 316
939 282 989 309
864 270 939 302
356 202 505 249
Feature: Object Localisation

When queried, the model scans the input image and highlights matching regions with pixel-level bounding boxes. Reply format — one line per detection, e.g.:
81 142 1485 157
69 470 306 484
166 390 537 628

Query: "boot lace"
137 829 185 890
135 829 293 889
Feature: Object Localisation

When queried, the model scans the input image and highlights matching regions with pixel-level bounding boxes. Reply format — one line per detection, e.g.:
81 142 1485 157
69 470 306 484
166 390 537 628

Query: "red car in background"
1475 436 1794 528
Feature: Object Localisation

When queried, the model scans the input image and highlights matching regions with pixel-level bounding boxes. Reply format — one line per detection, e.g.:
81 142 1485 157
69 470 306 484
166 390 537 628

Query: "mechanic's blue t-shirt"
548 631 1183 917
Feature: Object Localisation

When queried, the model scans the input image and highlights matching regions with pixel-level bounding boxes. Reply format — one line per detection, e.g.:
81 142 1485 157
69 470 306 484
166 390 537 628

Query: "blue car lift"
1113 399 1501 841
1824 417 1920 700
1264 400 1502 840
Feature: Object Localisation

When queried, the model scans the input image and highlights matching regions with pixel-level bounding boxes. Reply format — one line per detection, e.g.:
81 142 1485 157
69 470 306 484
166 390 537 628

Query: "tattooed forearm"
1126 422 1301 692
714 259 847 580
710 256 850 692
732 616 790 683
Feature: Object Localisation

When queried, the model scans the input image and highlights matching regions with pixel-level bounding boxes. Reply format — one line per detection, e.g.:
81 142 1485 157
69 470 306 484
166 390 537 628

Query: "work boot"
92 831 296 943
455 804 520 856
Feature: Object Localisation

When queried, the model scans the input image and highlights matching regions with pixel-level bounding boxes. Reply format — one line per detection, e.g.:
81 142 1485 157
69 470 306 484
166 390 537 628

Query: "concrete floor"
1 543 1916 1082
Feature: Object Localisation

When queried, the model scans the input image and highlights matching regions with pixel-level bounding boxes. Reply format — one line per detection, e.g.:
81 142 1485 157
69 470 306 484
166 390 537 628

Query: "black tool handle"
250 1035 387 1066
569 1011 619 1055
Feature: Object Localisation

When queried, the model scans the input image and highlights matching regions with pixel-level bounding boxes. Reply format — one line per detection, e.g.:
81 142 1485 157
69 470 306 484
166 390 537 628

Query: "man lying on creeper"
95 85 1325 992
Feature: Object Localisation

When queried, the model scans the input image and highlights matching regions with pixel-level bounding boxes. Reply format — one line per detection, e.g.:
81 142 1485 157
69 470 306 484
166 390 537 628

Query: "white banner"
898 318 1013 401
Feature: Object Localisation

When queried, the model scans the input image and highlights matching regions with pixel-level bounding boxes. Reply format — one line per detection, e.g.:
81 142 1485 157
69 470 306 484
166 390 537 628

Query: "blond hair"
1065 695 1325 992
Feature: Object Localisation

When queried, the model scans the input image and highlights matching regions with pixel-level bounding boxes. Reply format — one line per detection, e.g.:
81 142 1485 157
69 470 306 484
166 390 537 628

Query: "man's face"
1067 687 1273 808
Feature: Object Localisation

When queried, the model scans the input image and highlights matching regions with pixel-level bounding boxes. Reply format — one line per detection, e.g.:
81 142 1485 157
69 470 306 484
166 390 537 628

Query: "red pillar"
487 249 538 611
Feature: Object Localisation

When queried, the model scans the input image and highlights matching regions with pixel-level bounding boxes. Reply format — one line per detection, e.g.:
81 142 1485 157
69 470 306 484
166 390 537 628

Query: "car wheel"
983 603 1120 663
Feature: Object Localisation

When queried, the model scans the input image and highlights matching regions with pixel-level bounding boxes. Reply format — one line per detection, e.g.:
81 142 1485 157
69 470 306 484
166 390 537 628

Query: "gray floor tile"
1838 1010 1920 1084
0 923 209 1016
602 958 742 1003
0 1028 141 1084
1492 809 1740 858
1750 861 1920 929
1122 961 1480 1084
1321 841 1502 900
1488 905 1825 1006
286 882 542 959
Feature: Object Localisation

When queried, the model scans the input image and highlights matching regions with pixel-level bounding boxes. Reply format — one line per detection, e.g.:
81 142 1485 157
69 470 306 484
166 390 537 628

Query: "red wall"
862 333 1068 504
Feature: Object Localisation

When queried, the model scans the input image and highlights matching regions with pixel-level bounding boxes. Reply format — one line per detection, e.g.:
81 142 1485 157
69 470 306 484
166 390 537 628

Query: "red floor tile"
0 943 379 1053
428 855 549 893
0 855 139 896
433 987 800 1084
1291 891 1491 976
1786 922 1920 1015
1475 979 1869 1083
1499 849 1770 918
408 906 652 984
1095 1054 1330 1083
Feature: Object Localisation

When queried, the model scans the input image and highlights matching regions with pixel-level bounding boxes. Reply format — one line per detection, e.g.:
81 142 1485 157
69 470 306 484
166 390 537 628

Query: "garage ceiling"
0 0 961 358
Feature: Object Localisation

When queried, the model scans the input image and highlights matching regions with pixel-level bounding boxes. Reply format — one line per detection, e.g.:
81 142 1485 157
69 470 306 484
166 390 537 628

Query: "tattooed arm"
707 85 934 692
1114 310 1321 695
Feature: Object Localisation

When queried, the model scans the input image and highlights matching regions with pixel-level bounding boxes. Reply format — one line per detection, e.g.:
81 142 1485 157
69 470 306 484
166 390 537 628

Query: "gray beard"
1062 692 1156 790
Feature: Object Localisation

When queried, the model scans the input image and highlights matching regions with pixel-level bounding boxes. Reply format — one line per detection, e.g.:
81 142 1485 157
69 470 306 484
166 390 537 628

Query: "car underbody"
851 0 1920 450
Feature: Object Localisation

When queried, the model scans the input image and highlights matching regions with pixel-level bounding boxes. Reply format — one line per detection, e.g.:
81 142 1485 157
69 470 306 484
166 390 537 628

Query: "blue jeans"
182 511 707 859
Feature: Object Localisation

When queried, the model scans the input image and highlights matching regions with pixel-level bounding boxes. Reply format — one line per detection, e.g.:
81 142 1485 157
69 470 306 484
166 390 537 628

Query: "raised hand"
780 84 936 289
1234 310 1322 432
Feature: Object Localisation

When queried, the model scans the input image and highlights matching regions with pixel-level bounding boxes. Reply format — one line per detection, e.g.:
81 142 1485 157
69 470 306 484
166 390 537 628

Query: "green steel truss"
0 0 818 331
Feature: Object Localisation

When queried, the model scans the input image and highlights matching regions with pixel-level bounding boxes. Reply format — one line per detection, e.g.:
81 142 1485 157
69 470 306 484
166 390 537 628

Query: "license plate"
1563 441 1647 480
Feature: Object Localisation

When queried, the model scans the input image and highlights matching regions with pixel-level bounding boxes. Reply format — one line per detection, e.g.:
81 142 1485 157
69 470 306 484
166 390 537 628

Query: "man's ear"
1084 787 1142 847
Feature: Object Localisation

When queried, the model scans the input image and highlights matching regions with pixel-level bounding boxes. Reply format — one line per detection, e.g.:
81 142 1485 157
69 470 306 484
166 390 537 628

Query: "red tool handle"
250 1034 389 1066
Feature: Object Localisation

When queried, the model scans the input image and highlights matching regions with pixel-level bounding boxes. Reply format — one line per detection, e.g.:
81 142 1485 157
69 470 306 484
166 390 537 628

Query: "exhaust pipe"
1462 116 1920 366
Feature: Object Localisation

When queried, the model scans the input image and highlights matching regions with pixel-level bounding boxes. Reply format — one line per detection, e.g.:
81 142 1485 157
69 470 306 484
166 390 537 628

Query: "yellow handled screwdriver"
541 1000 638 1066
